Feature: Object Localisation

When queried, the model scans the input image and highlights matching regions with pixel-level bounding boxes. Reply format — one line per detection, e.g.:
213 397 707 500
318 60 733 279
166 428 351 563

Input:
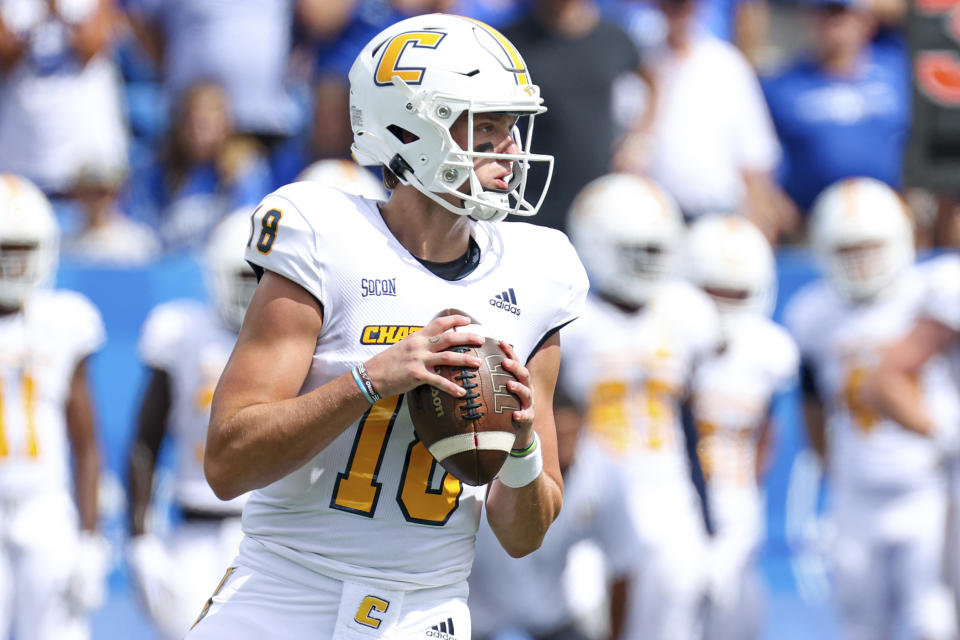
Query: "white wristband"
497 432 543 488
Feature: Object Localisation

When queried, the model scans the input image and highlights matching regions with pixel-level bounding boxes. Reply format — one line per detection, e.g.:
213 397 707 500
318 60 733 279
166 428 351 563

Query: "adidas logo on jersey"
490 288 521 316
425 618 456 639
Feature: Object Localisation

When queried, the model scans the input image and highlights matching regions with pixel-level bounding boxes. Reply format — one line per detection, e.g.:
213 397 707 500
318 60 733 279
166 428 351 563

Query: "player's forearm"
127 443 157 536
485 471 562 557
205 372 370 500
74 443 99 531
870 367 935 437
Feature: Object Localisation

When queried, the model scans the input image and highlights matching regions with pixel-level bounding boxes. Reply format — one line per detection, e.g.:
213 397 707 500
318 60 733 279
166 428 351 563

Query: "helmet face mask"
0 175 59 308
810 178 914 303
349 14 554 222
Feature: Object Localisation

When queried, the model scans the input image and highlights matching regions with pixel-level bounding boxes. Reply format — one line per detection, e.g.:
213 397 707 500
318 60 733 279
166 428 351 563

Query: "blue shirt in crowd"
761 41 911 213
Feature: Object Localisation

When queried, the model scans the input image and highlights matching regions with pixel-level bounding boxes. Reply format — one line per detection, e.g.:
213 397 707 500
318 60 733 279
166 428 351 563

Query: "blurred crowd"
0 0 950 261
1 0 959 639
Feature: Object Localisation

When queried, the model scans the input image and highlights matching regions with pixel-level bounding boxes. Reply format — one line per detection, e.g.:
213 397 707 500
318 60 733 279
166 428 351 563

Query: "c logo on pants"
355 595 390 629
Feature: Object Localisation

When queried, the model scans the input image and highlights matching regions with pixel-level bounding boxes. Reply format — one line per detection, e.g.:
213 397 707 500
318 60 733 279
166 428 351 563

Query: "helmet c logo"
375 31 446 86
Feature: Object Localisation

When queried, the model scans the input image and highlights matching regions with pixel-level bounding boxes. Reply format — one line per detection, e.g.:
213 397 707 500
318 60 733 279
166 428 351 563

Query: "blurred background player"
125 208 255 640
125 159 385 639
684 214 799 640
0 174 108 640
468 387 639 640
871 253 960 629
783 177 958 640
562 173 721 640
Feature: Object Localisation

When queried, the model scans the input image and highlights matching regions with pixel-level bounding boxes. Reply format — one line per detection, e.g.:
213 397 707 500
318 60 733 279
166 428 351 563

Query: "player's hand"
66 531 110 613
363 314 484 398
499 340 535 446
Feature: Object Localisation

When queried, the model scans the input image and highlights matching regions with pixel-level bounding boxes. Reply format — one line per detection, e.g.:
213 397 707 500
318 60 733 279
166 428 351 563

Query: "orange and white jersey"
692 313 798 493
562 280 721 486
0 290 104 498
138 300 246 514
238 182 588 592
785 264 960 491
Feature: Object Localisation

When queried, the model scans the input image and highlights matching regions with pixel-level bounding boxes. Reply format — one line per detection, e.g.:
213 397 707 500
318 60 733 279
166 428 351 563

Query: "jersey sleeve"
138 300 197 371
244 184 329 306
923 254 960 332
544 230 590 336
765 323 800 393
61 292 106 365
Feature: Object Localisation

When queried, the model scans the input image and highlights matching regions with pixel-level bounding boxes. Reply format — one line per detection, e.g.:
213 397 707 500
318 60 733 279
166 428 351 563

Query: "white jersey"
138 300 246 514
785 265 960 490
469 436 639 636
562 281 721 486
693 314 798 494
923 254 960 375
239 183 588 591
0 290 104 498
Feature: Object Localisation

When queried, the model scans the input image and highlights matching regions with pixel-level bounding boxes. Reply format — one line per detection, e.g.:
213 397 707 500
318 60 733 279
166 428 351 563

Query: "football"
406 324 521 486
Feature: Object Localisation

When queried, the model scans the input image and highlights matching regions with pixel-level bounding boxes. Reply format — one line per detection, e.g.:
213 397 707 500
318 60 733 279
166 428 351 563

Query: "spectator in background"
137 81 272 251
761 0 910 217
127 0 300 147
617 0 795 241
270 73 354 188
504 0 649 232
64 165 160 266
0 0 128 196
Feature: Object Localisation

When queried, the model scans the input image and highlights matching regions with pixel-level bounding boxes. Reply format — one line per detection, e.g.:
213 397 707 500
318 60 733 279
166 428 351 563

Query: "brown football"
406 327 521 486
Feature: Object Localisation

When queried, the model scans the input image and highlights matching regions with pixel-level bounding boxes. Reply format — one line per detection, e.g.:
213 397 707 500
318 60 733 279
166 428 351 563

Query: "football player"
562 173 721 640
468 387 639 640
0 174 109 640
783 177 958 640
127 161 388 640
870 253 960 629
126 208 255 639
189 14 588 640
684 214 799 640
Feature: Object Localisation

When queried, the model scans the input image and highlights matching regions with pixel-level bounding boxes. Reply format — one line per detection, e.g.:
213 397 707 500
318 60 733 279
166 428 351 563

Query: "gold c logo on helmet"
375 31 446 86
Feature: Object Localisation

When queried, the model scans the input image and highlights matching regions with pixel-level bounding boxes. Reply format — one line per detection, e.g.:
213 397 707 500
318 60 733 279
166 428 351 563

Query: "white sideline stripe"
428 432 515 461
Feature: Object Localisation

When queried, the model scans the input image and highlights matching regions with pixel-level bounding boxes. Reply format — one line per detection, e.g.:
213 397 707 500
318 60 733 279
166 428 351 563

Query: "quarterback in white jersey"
126 209 255 639
189 14 587 640
562 174 721 640
0 174 108 640
684 214 799 640
469 390 639 640
785 178 958 640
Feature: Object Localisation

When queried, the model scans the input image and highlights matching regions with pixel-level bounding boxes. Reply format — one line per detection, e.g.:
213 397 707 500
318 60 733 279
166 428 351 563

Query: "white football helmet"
348 13 553 222
296 158 388 200
205 208 258 332
568 174 683 307
0 174 59 307
810 178 914 302
685 213 776 318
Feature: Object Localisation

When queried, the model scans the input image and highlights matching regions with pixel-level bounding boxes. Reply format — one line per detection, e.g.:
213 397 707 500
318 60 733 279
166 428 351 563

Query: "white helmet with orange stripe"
296 159 388 200
568 173 683 307
684 213 776 317
0 174 59 307
348 13 553 222
810 177 914 302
